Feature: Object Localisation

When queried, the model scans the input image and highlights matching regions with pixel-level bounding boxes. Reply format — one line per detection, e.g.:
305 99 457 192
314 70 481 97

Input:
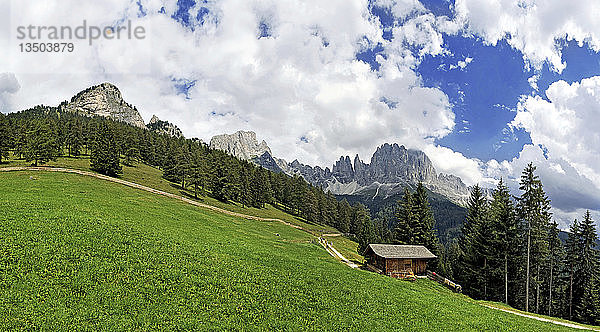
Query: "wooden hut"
364 244 436 278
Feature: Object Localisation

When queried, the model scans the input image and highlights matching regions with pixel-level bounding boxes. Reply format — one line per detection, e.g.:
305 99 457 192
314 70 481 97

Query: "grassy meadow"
0 170 581 330
0 154 338 235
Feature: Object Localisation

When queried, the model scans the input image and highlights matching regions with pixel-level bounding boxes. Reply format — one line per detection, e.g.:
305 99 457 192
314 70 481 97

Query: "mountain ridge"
209 130 472 206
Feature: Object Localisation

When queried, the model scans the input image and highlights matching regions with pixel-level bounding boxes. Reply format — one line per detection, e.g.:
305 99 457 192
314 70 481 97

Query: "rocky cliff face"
209 131 272 160
62 83 146 128
209 130 472 205
147 115 184 138
285 143 470 205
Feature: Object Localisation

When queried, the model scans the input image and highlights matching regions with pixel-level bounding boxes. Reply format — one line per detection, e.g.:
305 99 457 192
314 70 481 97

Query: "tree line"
448 163 600 325
0 106 383 251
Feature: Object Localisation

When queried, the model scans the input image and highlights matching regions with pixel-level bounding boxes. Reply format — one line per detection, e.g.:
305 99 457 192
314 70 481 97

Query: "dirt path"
481 304 600 331
318 237 359 269
1 166 286 221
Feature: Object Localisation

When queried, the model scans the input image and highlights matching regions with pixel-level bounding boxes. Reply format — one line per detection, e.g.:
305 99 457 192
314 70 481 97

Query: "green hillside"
0 171 582 330
0 154 339 236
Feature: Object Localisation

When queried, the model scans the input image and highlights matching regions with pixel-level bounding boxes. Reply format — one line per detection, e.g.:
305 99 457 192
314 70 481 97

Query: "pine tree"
66 118 84 157
0 114 11 163
394 188 416 244
413 183 441 269
337 200 351 234
565 219 582 321
89 122 122 177
575 211 599 324
24 120 60 166
546 220 563 317
517 163 551 312
187 147 207 199
458 184 488 298
488 178 520 305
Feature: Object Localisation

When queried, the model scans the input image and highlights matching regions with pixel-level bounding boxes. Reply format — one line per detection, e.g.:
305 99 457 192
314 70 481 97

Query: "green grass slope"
0 154 339 235
0 171 579 330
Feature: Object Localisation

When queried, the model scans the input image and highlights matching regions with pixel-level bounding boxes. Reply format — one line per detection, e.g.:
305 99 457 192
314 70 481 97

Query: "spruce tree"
394 188 416 244
24 120 60 166
565 219 582 321
187 147 207 199
488 178 520 305
0 114 11 163
413 183 440 269
89 122 122 177
546 220 563 317
517 163 551 312
458 184 488 298
337 200 351 234
576 211 599 324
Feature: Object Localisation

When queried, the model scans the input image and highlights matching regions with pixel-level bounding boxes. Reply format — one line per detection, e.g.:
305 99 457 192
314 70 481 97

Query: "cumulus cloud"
454 0 600 72
487 77 600 227
2 0 460 169
0 73 20 112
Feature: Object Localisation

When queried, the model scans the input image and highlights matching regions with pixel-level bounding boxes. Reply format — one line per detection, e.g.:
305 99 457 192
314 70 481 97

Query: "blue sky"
364 0 600 162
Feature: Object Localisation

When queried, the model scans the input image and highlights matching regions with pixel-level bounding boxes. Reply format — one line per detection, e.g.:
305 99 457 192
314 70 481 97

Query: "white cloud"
454 0 600 72
2 0 460 170
423 144 487 187
491 77 600 225
0 73 20 112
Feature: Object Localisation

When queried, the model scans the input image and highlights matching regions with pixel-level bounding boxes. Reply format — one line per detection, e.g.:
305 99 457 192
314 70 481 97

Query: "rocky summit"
287 143 470 205
209 131 272 160
147 115 184 138
61 83 146 128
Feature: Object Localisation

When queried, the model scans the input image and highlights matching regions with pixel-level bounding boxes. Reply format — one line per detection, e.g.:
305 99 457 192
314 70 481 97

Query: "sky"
1 0 600 230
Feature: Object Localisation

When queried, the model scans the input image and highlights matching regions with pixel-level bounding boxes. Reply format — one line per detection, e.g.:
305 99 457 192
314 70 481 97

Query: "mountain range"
209 131 475 243
209 130 471 206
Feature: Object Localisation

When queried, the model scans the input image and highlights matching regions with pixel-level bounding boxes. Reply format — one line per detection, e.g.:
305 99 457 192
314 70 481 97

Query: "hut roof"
366 244 437 259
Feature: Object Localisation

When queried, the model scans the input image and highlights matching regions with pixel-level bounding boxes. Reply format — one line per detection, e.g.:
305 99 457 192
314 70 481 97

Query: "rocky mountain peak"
149 114 161 124
62 82 146 128
146 114 184 138
209 131 272 160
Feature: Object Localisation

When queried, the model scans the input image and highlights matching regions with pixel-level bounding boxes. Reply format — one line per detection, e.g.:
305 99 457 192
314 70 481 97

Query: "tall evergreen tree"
0 114 11 163
488 178 520 305
394 188 417 244
565 219 582 321
24 120 60 166
89 122 122 177
546 220 563 317
576 211 599 324
187 147 207 199
458 184 488 298
517 163 551 312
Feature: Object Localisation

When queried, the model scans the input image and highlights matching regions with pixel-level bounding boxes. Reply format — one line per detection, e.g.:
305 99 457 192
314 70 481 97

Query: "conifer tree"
394 187 416 244
66 118 84 157
24 120 60 166
546 220 563 317
517 163 551 312
89 122 122 177
337 200 351 234
187 147 207 199
565 219 582 321
488 178 520 305
576 211 599 324
0 114 10 163
458 184 488 298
